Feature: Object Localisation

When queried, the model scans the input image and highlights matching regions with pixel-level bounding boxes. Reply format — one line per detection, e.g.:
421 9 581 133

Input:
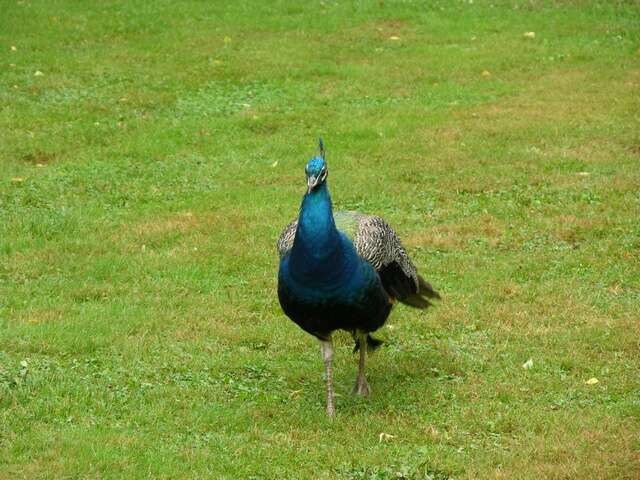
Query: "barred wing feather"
277 211 439 308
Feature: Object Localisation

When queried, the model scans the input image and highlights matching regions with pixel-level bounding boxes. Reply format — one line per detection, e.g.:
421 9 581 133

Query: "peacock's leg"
319 337 335 417
353 331 371 396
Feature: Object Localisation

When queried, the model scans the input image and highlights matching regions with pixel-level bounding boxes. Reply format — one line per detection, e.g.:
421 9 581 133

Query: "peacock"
277 139 440 416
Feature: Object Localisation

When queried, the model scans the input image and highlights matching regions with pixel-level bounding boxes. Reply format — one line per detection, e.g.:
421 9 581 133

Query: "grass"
1 0 639 478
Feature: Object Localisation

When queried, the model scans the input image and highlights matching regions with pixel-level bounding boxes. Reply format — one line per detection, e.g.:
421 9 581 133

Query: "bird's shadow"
301 336 468 417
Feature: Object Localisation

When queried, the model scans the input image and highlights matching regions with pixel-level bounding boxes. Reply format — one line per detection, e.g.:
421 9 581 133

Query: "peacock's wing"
277 211 439 307
277 219 298 258
335 211 440 308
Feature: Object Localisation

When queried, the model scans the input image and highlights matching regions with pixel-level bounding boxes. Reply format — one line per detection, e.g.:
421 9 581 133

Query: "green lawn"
1 1 639 478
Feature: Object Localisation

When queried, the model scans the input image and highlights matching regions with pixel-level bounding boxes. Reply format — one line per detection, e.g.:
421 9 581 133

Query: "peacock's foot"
326 400 335 417
352 377 371 397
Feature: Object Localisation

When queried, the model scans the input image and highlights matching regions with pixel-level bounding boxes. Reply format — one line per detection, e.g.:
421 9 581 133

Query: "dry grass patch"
550 214 611 244
489 418 640 480
407 214 504 251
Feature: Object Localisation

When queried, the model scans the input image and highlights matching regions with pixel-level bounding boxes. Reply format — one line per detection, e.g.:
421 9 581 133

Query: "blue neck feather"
289 182 353 282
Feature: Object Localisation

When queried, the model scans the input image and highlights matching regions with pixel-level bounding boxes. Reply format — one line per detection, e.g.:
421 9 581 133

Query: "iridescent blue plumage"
277 140 439 416
278 175 391 339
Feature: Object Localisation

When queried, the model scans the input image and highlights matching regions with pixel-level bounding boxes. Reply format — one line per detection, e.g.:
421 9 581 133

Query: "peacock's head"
305 138 328 194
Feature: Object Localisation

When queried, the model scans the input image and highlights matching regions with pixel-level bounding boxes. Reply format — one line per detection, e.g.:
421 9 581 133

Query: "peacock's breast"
278 254 391 336
279 253 380 305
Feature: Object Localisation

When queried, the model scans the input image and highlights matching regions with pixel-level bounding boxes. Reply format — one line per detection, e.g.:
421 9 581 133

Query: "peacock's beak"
307 175 319 193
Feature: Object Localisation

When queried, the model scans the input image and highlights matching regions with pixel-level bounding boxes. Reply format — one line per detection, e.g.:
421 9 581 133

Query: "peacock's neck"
290 183 351 281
